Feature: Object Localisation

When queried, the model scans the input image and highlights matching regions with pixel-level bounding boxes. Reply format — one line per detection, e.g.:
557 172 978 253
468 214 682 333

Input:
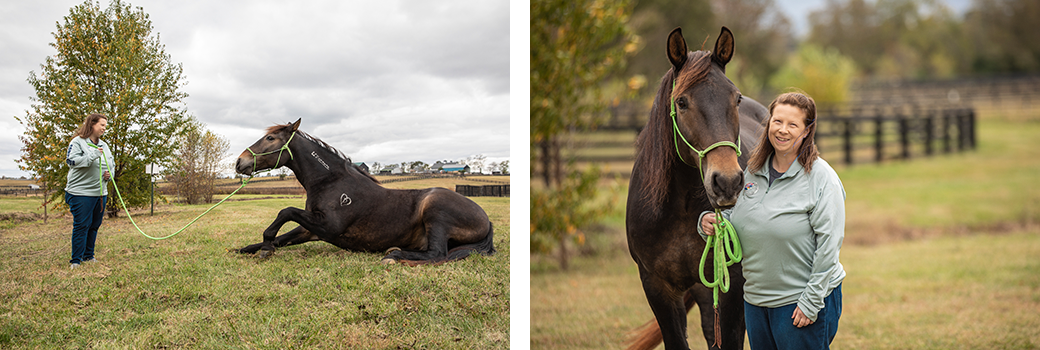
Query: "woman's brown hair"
747 92 819 174
74 113 107 139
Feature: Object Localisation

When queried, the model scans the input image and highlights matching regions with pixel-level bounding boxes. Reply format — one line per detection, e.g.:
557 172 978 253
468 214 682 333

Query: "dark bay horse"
234 119 495 265
626 27 767 350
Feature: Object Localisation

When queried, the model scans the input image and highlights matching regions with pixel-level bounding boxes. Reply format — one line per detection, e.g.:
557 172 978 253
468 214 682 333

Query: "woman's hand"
102 171 111 181
792 306 813 328
701 213 717 236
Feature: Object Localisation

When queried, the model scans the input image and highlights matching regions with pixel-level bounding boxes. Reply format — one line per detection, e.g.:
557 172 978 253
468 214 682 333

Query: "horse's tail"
625 290 696 350
399 222 495 266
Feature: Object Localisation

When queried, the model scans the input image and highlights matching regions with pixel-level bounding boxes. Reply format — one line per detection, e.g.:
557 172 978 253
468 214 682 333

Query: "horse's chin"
708 198 737 210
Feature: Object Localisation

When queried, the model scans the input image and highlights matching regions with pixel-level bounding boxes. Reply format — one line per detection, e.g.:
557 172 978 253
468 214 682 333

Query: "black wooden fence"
814 105 976 165
455 184 510 197
595 101 976 169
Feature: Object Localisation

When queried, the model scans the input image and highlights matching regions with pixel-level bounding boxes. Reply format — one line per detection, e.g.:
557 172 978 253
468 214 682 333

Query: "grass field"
531 119 1040 349
0 177 510 348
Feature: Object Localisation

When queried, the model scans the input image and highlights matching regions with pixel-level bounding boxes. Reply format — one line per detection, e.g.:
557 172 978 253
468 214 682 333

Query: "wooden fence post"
924 111 934 157
942 111 951 153
874 112 884 163
899 114 910 160
843 118 853 166
965 107 973 148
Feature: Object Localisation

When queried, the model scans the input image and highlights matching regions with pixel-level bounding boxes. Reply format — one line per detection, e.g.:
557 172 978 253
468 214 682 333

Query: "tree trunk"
557 233 569 270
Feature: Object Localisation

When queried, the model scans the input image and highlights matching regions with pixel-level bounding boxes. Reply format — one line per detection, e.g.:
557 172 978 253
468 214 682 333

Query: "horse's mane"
635 51 712 216
267 123 381 184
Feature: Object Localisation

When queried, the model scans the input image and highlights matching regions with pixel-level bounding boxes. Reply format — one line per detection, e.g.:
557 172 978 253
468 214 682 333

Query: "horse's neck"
669 162 708 203
288 142 379 193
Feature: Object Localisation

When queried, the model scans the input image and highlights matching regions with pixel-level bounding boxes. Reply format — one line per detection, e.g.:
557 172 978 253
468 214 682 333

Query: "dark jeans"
66 193 106 264
744 284 842 350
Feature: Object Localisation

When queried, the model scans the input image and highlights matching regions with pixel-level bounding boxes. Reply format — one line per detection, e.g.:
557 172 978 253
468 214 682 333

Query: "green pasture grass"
0 192 510 348
838 119 1040 243
0 197 46 215
531 227 1040 349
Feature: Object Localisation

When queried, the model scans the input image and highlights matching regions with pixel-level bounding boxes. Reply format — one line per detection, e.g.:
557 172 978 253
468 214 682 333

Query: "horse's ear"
666 27 688 73
712 26 734 69
290 118 301 132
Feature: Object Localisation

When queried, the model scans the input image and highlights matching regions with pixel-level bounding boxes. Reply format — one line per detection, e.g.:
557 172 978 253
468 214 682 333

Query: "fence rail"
581 103 976 174
814 106 976 165
455 185 510 197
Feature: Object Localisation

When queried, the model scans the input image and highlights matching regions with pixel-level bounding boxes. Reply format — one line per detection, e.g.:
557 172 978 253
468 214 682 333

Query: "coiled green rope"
698 208 743 347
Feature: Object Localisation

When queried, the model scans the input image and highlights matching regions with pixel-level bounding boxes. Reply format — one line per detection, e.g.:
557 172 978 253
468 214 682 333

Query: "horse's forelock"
669 51 713 102
265 124 291 135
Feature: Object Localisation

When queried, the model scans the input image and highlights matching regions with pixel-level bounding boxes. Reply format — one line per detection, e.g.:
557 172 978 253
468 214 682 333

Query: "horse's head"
668 26 743 208
236 118 301 175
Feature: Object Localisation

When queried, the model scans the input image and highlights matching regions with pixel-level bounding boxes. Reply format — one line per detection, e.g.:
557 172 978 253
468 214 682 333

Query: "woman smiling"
700 92 846 349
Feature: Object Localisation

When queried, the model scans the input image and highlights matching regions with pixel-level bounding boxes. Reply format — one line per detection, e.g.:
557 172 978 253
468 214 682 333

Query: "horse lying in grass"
233 119 495 265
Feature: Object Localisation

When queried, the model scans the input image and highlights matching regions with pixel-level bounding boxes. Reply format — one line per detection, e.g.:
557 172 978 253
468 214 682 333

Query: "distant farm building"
438 163 470 173
353 162 370 174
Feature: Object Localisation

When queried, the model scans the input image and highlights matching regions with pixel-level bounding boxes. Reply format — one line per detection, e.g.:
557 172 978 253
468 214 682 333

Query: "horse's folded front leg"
256 207 318 259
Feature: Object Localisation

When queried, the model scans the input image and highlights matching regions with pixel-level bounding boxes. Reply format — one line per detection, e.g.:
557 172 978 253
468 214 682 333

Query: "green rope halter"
245 131 297 175
670 80 742 177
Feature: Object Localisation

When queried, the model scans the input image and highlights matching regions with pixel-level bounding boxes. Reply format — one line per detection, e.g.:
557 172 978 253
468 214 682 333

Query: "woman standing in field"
65 113 114 269
700 92 846 349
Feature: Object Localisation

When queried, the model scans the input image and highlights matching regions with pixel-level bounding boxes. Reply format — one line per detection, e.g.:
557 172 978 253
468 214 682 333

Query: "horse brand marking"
340 193 352 206
311 151 330 170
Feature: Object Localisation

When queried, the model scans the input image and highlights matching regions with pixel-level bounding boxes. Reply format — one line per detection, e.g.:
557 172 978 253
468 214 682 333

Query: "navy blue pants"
744 284 842 350
66 193 106 264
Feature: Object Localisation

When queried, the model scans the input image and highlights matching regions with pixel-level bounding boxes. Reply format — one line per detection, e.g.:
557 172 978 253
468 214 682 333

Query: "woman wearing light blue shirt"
700 92 845 349
65 113 114 269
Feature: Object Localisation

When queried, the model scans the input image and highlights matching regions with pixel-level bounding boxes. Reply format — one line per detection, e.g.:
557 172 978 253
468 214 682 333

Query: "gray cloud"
1 0 510 177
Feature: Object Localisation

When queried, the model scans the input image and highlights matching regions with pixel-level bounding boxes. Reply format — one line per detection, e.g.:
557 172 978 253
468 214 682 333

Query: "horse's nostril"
712 172 742 197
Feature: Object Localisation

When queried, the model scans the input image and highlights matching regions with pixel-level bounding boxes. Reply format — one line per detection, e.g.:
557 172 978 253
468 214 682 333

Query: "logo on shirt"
744 182 758 196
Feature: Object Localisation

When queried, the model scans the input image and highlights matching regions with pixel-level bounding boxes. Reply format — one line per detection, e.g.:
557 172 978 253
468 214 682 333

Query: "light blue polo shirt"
700 156 846 322
65 136 114 197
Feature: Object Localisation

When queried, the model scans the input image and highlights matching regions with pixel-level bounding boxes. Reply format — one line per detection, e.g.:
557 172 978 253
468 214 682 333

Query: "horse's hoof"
385 247 401 255
258 250 273 259
381 257 398 265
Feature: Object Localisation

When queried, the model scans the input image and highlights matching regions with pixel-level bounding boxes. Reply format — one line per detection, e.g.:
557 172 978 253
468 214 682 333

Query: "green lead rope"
90 131 295 240
95 147 252 240
698 208 742 347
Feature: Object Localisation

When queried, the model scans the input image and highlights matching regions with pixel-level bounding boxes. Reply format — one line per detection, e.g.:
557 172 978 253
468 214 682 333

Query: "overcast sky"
0 0 510 178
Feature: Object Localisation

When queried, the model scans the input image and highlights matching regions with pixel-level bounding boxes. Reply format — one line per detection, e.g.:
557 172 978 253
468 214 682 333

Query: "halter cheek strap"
670 79 742 180
246 131 297 175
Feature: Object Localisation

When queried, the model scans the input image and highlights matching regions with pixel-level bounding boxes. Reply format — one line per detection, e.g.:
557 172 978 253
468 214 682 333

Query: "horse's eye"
736 94 742 106
266 136 275 141
677 97 688 110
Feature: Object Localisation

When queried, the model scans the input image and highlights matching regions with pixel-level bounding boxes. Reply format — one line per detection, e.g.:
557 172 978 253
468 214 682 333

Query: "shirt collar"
756 153 805 179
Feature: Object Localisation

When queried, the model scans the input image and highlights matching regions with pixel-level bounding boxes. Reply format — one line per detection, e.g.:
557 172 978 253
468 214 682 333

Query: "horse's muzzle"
235 156 253 175
706 170 743 208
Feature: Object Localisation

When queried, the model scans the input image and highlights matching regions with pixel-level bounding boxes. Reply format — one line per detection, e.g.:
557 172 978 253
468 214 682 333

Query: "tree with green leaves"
531 0 636 269
769 44 858 104
16 0 191 216
168 121 229 205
